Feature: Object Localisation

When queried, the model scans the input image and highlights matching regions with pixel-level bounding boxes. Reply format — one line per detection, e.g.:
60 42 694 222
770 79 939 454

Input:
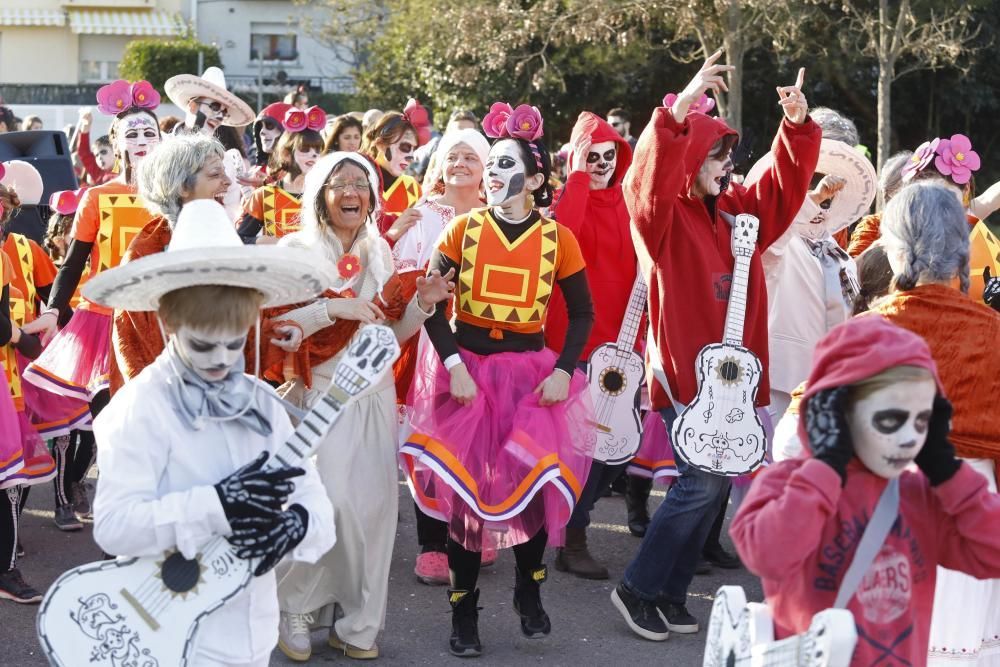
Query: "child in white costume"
88 199 338 666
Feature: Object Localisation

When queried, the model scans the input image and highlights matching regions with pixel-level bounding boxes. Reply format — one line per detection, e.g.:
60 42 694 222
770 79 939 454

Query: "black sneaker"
611 583 669 641
0 568 43 604
53 505 83 532
656 601 699 634
513 566 551 638
72 481 93 522
702 544 741 569
448 589 482 657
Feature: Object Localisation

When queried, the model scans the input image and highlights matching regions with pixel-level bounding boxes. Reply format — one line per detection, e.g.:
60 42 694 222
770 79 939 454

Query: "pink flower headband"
403 99 432 146
902 134 980 185
662 92 715 115
482 102 546 169
96 80 160 117
282 106 327 133
49 188 87 216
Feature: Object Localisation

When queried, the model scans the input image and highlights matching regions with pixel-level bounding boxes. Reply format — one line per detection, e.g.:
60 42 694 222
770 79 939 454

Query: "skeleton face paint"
173 325 248 383
379 130 417 177
484 139 528 207
586 141 617 190
197 97 229 133
259 121 282 153
294 145 319 177
846 379 936 479
94 143 114 171
693 148 734 199
116 112 160 170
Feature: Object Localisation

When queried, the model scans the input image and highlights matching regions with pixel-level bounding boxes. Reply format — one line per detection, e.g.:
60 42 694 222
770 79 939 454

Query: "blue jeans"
621 408 731 605
567 459 626 529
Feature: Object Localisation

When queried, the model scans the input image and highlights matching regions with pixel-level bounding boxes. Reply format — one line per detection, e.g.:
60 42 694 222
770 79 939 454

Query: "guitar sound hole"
601 368 625 395
718 361 740 382
161 552 201 593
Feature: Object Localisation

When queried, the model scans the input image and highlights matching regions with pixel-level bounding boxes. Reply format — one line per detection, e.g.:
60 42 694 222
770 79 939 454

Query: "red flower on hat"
482 102 514 139
49 188 87 216
338 253 361 280
506 104 544 142
305 106 327 132
934 134 980 185
403 99 432 146
283 109 307 133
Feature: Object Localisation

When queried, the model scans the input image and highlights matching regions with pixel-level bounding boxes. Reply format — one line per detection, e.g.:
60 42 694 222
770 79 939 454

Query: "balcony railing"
226 75 355 95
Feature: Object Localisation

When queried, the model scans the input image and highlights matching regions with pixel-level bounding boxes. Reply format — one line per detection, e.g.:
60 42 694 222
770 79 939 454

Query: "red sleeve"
552 172 590 234
740 118 822 250
29 240 56 287
76 130 103 185
930 463 1000 577
241 187 266 224
71 188 100 243
624 108 693 265
730 458 842 580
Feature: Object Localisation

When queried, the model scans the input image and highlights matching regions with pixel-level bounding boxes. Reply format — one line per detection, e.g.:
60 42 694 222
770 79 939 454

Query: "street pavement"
4 476 762 666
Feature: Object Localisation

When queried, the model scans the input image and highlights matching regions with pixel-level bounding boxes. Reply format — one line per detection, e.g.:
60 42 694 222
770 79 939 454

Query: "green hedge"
119 38 222 93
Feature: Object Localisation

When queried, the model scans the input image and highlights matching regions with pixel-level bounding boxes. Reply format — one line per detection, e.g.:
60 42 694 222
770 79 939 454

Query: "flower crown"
902 134 980 185
96 80 160 117
282 106 327 133
49 188 87 216
402 99 432 146
662 92 715 115
482 102 545 169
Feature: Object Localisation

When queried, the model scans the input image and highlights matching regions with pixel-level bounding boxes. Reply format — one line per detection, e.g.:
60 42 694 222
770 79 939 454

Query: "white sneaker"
278 612 314 661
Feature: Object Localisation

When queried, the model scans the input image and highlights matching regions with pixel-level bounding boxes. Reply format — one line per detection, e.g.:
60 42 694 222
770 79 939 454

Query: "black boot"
625 475 652 537
448 589 482 657
513 566 551 638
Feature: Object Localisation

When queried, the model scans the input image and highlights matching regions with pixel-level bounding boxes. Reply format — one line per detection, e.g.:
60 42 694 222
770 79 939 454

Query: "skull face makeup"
116 111 160 171
173 325 248 383
294 145 320 178
586 140 617 190
259 120 283 154
94 142 115 172
378 129 417 178
846 379 936 479
484 139 528 207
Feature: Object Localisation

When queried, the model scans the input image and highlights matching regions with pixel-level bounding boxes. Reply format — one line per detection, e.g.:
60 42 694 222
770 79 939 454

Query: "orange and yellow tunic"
239 184 303 240
2 233 56 318
382 172 422 215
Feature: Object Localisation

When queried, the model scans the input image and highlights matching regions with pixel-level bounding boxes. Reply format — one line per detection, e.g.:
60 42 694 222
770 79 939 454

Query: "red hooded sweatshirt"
627 108 821 409
546 112 636 359
731 315 1000 667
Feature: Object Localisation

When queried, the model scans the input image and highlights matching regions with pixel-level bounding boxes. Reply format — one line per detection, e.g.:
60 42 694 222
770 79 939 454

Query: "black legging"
52 430 95 508
448 530 547 591
415 502 448 553
1 486 21 573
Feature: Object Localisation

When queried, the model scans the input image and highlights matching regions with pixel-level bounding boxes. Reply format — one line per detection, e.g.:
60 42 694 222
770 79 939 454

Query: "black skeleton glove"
915 396 962 487
227 503 309 576
214 452 304 523
805 386 854 485
983 266 1000 313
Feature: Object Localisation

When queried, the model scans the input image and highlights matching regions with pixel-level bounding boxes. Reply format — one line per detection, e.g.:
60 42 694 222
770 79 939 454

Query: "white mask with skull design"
586 140 617 190
116 111 160 172
484 139 530 207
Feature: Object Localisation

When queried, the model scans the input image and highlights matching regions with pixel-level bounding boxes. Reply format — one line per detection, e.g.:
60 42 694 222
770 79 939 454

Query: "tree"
293 0 392 72
118 38 221 93
830 0 981 168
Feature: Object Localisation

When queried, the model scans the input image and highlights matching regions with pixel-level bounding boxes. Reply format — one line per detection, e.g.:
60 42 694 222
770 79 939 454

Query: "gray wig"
879 151 913 203
882 182 970 294
138 134 226 225
809 107 859 146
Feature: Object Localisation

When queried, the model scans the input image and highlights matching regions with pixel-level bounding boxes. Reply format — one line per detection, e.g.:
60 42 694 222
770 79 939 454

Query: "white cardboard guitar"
671 213 767 475
703 586 857 667
36 325 400 667
586 274 647 464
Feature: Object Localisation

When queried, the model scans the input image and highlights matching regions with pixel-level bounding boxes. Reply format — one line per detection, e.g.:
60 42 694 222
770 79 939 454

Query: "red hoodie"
627 109 820 409
731 315 1000 666
546 112 636 358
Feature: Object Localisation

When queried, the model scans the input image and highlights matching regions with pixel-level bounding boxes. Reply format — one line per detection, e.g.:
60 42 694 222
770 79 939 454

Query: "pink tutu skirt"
18 352 91 437
23 309 111 403
0 373 24 485
400 347 595 552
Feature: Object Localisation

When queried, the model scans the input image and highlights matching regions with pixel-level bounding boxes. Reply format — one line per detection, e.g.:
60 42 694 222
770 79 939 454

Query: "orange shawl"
849 213 979 258
251 272 408 388
871 284 1000 459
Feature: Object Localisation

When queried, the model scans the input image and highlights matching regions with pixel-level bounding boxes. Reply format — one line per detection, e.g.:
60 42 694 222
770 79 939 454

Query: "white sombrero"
165 67 255 127
744 138 876 233
82 199 336 311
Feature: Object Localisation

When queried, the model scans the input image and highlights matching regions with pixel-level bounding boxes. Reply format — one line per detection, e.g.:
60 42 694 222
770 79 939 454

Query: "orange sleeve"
242 186 266 223
1 253 12 287
554 222 586 279
438 214 468 264
29 240 57 287
847 213 882 258
71 188 101 243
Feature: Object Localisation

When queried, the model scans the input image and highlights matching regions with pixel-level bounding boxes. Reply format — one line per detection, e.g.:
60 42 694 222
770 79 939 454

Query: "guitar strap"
833 477 900 609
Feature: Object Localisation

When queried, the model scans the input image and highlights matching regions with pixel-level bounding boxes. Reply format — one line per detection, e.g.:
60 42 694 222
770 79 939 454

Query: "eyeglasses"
197 98 230 119
329 179 370 193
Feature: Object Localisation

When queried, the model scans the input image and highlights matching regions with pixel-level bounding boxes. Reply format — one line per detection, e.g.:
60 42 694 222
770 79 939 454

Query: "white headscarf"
436 128 490 170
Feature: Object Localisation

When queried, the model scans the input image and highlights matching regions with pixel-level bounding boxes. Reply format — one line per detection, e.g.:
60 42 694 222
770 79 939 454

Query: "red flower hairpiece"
283 106 327 133
49 187 87 216
96 80 160 117
402 99 432 146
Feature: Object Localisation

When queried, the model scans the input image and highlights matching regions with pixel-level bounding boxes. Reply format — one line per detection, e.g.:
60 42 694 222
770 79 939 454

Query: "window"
79 60 119 83
250 33 297 61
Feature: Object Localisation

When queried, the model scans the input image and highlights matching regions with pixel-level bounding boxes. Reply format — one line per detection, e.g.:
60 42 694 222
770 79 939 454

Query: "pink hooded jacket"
731 315 1000 666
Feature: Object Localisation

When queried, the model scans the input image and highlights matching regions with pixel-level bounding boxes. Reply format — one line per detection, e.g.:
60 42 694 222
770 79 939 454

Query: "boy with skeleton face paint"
402 102 595 657
543 111 637 580
731 315 1000 666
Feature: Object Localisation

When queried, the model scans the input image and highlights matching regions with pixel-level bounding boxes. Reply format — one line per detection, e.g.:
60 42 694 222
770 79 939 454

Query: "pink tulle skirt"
400 347 595 552
18 351 92 437
2 412 56 489
23 309 111 403
0 373 24 486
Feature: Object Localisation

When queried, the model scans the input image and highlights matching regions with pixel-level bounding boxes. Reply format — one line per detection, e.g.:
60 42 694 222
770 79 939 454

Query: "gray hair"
880 150 913 202
810 107 859 146
137 134 225 224
882 182 970 293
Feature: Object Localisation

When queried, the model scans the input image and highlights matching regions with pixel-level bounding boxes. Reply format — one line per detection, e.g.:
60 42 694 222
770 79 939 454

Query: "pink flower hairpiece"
902 135 980 185
96 80 160 117
49 188 87 216
283 106 327 133
482 101 545 170
403 99 432 146
662 92 715 115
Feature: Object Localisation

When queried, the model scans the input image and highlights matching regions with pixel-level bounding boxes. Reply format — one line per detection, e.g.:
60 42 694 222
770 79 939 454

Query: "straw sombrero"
82 199 335 311
744 138 876 233
165 67 255 127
